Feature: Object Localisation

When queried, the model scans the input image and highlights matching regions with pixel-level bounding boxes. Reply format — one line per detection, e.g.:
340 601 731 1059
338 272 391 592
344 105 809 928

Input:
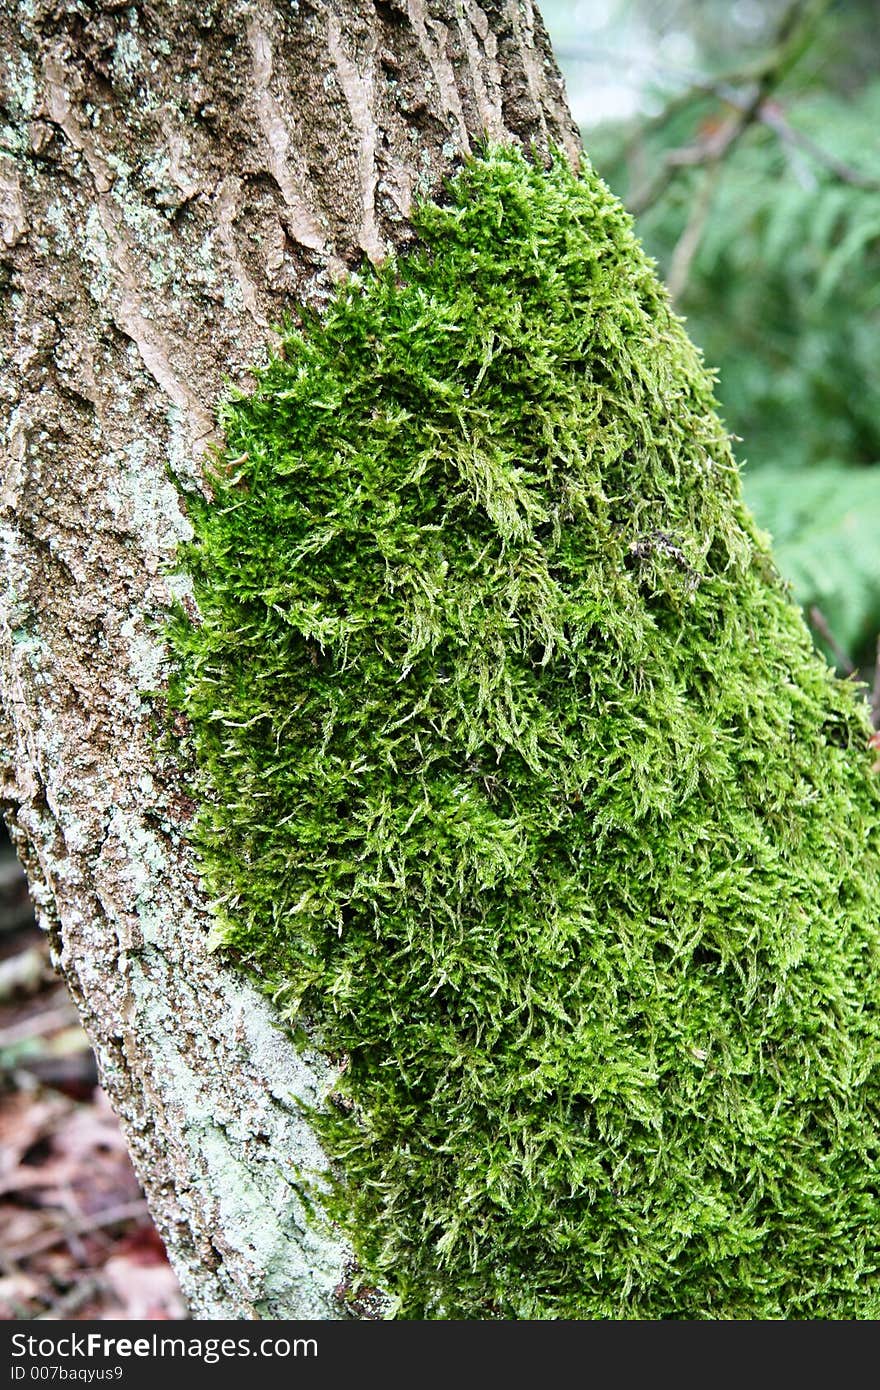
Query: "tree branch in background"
758 102 880 191
665 162 722 302
628 78 764 215
628 0 830 216
634 83 880 195
658 96 880 303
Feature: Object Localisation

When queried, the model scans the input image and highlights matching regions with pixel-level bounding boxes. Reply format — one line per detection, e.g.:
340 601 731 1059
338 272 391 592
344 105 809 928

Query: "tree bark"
0 0 579 1318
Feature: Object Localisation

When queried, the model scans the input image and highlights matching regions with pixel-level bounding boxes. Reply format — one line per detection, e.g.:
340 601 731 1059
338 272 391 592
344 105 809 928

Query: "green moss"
167 146 880 1319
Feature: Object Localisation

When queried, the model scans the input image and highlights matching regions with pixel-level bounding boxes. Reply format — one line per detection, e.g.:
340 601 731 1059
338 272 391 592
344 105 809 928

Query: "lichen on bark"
168 146 880 1319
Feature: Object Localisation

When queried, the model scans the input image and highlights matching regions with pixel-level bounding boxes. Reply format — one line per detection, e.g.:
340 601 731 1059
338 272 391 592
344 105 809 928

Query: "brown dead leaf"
0 1090 72 1185
0 920 186 1322
102 1248 188 1320
0 1087 139 1220
0 1201 56 1249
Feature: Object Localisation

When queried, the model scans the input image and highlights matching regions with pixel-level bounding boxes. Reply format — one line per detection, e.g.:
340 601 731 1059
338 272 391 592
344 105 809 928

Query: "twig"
663 97 856 293
808 606 854 675
0 1000 80 1048
666 163 722 302
36 1276 102 1320
7 1198 150 1263
629 95 757 215
628 0 830 215
759 102 880 190
629 83 880 195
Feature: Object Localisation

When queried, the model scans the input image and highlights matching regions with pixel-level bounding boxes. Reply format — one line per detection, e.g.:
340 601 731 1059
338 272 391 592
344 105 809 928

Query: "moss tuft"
168 147 880 1318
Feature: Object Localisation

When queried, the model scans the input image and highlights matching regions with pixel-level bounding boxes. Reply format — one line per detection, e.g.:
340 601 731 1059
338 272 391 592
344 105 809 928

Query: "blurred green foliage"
747 464 880 666
543 0 880 668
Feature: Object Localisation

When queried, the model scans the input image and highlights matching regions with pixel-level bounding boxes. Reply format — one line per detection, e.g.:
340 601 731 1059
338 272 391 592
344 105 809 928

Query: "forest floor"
0 834 185 1321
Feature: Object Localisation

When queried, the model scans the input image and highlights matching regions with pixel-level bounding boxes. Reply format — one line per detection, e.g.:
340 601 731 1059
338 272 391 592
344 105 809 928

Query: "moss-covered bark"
170 148 880 1318
1 1 577 1316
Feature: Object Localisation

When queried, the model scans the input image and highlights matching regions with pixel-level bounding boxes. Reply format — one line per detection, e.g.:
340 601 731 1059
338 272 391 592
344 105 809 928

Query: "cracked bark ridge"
0 0 580 1318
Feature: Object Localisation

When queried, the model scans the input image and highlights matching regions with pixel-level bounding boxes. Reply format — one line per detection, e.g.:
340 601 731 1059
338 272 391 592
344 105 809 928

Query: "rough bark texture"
0 0 579 1319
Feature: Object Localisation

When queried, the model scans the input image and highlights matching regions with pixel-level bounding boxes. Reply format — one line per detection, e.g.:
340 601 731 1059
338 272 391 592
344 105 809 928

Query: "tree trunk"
0 0 578 1319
